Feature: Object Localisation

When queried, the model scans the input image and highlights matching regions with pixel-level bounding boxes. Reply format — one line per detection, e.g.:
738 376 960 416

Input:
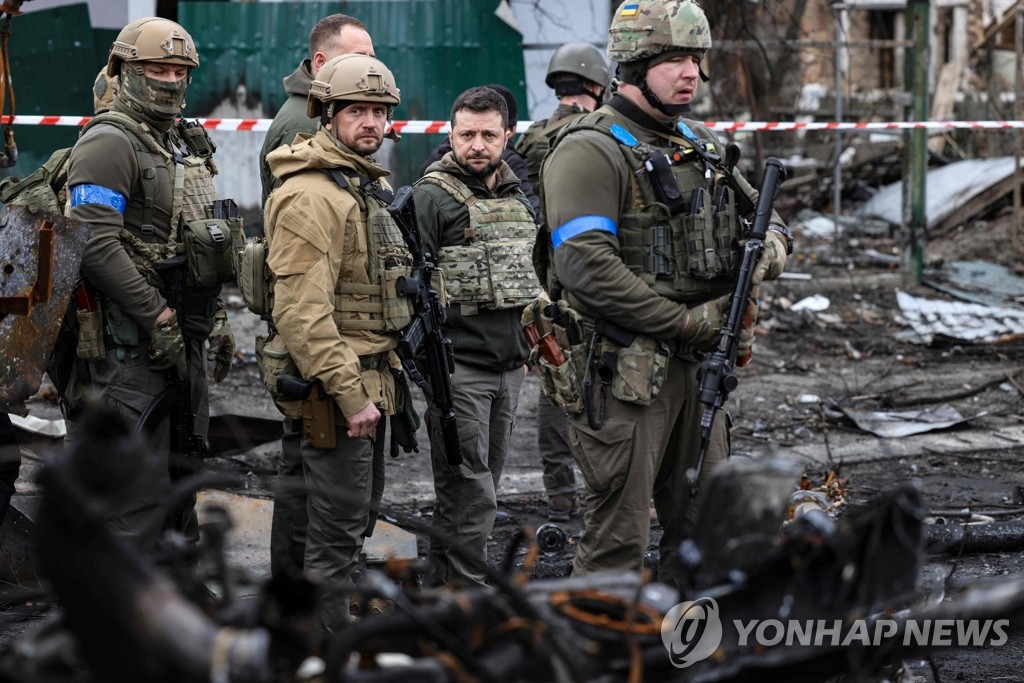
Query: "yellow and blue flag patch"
620 3 639 17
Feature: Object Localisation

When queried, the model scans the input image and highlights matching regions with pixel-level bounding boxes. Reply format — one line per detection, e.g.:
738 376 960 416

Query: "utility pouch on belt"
522 297 586 415
182 216 243 287
277 374 336 450
609 333 669 405
72 281 105 360
239 237 272 316
255 332 301 418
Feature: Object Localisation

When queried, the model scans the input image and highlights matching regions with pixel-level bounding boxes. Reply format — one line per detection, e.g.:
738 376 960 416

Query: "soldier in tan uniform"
413 87 540 587
516 42 610 522
263 54 409 632
67 18 234 547
542 0 790 580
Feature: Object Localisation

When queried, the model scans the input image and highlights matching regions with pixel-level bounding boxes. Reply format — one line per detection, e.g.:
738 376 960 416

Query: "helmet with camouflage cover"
106 17 199 77
607 0 711 64
307 54 401 120
107 18 199 119
546 42 610 89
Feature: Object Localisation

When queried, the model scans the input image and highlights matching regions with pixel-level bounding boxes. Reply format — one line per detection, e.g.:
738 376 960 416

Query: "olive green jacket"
412 153 533 371
543 96 780 341
260 60 316 206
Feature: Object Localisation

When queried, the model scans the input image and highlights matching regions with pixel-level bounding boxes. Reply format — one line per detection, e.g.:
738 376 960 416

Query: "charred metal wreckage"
0 402 1023 683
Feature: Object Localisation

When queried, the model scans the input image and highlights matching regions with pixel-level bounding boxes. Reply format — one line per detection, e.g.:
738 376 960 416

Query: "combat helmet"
107 17 199 77
546 42 610 89
608 0 711 65
106 18 199 119
307 54 401 121
608 0 711 116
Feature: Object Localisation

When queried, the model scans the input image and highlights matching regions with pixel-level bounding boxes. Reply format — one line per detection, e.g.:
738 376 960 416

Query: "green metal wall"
180 0 527 185
1 3 105 176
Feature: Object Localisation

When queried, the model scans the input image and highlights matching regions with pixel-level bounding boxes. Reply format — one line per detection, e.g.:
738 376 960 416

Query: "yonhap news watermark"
661 597 1010 669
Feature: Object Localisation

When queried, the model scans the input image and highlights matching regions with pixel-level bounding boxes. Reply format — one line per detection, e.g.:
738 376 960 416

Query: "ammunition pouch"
535 347 586 416
606 333 669 406
75 305 105 361
239 236 272 316
255 332 301 419
439 239 539 312
524 298 586 415
182 217 244 287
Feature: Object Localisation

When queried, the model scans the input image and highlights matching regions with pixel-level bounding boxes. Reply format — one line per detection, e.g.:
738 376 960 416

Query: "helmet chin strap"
621 59 708 118
638 78 691 117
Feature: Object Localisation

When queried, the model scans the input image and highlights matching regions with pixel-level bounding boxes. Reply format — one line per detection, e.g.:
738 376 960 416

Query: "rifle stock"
688 158 786 497
388 186 463 467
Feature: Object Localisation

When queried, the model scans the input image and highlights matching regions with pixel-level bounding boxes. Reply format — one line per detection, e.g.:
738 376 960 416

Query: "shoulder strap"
415 171 476 206
326 167 395 207
82 112 163 234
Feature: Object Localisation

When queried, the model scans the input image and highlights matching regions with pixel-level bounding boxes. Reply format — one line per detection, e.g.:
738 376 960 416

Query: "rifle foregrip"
441 415 463 467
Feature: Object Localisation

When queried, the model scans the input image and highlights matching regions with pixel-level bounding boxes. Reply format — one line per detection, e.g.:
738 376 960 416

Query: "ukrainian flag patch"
620 3 639 17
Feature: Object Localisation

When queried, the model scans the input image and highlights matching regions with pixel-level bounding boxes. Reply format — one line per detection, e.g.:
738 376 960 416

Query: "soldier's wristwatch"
768 223 794 255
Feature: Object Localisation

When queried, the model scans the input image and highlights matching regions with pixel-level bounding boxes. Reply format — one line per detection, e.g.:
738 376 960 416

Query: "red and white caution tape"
4 115 1024 133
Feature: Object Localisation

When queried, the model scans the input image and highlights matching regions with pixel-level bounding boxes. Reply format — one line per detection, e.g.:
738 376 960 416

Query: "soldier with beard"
66 17 233 548
412 86 542 587
263 54 410 631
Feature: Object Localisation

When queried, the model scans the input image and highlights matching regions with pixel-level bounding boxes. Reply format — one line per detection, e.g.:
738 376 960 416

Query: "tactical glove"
751 228 789 287
207 309 236 383
680 294 730 352
149 310 187 380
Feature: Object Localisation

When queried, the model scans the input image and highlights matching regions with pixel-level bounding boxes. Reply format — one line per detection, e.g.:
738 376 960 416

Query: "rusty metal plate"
0 205 89 414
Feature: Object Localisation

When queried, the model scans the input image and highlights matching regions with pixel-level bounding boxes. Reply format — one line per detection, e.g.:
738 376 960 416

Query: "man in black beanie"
418 83 538 214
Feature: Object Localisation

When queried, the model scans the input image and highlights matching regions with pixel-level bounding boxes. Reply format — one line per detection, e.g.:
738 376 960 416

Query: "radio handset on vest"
643 152 687 215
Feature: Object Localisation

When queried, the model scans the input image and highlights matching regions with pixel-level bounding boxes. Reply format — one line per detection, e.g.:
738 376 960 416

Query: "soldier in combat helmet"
263 53 412 632
66 18 234 547
516 41 610 522
542 0 792 579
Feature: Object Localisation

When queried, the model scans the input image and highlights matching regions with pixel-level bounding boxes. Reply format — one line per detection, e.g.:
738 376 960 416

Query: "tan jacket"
264 130 398 418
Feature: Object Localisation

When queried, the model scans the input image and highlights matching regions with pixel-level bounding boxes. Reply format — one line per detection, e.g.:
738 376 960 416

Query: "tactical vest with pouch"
551 110 748 305
416 172 541 314
247 169 416 334
328 169 416 334
255 166 414 414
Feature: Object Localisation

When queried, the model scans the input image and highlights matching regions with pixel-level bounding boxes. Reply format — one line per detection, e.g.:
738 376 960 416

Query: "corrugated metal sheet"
181 1 527 217
1 4 100 176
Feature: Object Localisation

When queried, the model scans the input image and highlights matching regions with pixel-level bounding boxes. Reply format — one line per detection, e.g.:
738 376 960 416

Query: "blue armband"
551 215 617 250
70 184 127 214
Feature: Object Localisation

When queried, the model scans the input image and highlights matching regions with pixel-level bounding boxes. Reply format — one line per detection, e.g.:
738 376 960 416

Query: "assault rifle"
388 186 463 467
140 254 208 509
688 158 786 497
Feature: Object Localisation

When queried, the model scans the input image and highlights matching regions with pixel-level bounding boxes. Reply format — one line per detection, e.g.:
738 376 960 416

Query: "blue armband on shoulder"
551 215 617 250
70 184 127 214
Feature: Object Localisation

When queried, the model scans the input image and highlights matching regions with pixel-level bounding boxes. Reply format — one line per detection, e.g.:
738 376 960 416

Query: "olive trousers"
301 418 385 633
425 360 525 587
567 354 729 580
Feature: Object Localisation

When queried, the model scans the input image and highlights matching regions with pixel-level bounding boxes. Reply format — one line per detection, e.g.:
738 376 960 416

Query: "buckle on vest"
206 222 226 243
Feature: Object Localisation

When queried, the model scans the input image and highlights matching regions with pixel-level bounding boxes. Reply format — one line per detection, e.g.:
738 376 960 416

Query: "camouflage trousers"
425 360 525 588
568 354 729 580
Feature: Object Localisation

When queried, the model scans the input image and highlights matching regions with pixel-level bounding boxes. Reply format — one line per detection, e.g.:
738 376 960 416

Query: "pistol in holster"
277 374 336 449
